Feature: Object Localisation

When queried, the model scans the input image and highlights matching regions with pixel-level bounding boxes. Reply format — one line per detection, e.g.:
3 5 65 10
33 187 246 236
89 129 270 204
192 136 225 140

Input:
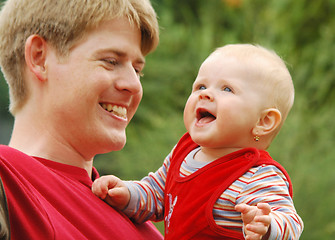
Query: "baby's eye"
223 86 232 92
192 82 206 92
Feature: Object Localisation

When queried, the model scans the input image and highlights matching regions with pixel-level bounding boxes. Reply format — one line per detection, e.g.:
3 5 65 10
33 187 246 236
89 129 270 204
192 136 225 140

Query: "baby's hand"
92 175 130 210
235 203 271 240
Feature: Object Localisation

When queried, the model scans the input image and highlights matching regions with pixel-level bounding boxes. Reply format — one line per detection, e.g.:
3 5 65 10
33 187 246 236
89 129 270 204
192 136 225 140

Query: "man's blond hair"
0 0 159 114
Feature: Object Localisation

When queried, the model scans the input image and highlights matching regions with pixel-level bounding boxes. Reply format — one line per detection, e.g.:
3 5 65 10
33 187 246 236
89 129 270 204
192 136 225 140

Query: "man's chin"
107 138 127 152
113 142 126 152
95 136 126 154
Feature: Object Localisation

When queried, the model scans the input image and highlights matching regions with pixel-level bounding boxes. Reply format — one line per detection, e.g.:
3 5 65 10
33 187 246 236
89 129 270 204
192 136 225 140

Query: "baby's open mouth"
100 103 127 120
196 108 216 124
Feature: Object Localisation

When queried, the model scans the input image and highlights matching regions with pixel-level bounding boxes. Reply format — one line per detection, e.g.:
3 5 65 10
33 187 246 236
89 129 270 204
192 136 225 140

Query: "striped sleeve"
214 164 304 239
123 150 172 223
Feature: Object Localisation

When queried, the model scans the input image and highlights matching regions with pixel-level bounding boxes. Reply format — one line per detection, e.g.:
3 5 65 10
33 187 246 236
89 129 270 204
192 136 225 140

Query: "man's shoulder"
0 145 35 172
0 145 21 161
0 145 12 151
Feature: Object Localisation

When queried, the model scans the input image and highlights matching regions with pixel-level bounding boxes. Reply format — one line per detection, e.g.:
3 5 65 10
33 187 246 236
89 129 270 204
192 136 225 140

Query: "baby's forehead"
207 47 286 80
202 48 290 91
212 45 286 68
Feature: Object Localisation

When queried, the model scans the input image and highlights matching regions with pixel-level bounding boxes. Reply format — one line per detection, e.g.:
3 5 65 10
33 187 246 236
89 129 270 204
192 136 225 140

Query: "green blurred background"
1 0 334 239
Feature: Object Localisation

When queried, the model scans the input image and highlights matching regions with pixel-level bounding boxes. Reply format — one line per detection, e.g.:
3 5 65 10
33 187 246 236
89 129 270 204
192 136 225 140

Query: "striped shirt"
124 147 303 239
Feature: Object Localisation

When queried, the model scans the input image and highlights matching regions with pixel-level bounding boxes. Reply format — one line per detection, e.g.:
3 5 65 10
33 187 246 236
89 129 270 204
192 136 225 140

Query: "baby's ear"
252 108 282 137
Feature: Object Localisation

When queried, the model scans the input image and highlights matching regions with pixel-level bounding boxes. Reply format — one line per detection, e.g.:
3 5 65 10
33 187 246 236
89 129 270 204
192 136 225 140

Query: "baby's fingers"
245 223 269 240
245 215 271 240
92 175 118 199
235 203 250 214
92 187 108 199
256 202 271 215
254 215 271 226
244 232 263 240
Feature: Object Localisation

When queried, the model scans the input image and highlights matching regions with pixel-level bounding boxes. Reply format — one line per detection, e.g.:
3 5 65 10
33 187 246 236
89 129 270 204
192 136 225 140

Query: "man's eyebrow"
95 48 145 64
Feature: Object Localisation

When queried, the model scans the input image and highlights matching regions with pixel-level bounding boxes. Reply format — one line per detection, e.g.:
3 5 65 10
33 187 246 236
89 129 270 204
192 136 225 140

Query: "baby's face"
183 51 267 150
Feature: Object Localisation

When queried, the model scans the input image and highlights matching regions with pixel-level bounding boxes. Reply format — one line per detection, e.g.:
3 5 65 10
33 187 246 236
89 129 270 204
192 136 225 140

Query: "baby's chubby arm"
235 203 271 240
92 175 130 210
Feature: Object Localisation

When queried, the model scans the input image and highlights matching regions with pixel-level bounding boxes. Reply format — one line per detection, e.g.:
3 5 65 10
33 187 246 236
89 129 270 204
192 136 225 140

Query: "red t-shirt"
0 145 163 240
164 133 292 240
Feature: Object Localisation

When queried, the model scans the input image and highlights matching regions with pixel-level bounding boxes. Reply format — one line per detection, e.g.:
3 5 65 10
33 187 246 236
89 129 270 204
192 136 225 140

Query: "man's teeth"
101 103 127 119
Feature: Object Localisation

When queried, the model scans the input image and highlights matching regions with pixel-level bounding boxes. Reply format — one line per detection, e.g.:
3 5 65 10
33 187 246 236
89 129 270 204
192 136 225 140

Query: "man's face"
44 17 144 159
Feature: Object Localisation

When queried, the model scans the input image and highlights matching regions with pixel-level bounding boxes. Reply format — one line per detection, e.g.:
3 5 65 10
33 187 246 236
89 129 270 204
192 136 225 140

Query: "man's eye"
101 59 118 67
101 59 118 70
105 59 117 65
137 71 144 78
135 69 144 77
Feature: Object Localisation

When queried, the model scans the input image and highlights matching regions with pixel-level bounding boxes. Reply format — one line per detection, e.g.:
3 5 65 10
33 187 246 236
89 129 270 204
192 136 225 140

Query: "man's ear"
24 34 48 82
252 108 282 137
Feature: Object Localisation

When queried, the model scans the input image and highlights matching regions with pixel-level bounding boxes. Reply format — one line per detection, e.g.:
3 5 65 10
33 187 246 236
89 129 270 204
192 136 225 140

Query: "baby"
92 44 304 239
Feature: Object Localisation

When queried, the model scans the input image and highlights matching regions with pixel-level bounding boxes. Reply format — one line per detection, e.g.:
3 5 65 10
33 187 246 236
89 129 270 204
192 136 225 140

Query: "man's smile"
100 103 127 120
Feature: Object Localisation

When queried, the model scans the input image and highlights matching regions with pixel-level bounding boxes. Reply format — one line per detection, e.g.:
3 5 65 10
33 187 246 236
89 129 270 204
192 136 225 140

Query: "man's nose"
115 64 142 95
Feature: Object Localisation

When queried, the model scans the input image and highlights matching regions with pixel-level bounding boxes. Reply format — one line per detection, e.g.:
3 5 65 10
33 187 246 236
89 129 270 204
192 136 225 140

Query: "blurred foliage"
1 0 335 238
0 71 13 145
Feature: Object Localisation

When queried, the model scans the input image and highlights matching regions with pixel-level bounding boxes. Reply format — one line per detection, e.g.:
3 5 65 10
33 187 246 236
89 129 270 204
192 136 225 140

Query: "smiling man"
0 0 162 239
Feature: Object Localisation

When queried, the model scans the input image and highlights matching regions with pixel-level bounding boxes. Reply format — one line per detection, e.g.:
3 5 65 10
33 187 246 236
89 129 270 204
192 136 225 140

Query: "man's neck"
9 118 93 178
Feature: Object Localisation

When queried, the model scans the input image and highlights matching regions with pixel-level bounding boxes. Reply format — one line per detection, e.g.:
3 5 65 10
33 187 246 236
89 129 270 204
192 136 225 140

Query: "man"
0 0 162 239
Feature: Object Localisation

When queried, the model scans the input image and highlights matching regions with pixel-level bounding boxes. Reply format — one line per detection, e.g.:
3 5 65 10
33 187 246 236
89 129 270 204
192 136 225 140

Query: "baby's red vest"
164 133 292 240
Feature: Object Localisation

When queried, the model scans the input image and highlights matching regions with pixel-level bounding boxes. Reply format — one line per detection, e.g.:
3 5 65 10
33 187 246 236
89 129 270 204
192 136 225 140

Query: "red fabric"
164 133 292 240
0 145 163 240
